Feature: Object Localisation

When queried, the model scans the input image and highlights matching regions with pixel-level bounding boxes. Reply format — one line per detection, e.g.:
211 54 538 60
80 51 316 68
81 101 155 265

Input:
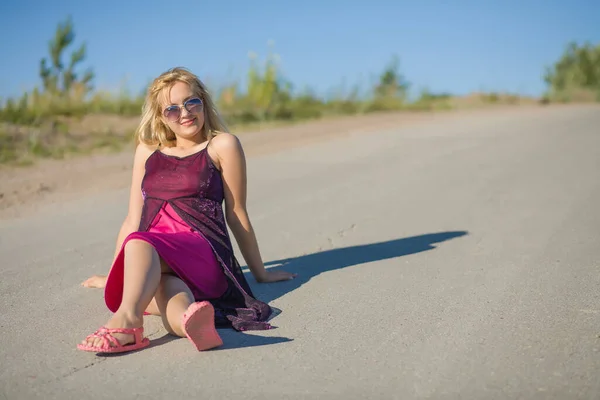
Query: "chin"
177 125 201 137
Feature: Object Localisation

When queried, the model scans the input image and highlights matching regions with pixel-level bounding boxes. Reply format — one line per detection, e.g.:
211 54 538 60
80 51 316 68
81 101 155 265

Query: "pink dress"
105 202 229 314
104 146 274 331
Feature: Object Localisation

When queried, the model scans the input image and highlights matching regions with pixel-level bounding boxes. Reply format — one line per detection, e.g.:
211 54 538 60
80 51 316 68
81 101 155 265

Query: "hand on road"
81 274 108 288
256 270 297 283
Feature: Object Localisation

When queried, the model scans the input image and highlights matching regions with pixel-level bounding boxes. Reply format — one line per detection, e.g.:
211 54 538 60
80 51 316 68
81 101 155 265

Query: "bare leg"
147 272 223 350
145 297 161 316
154 274 195 337
81 239 163 348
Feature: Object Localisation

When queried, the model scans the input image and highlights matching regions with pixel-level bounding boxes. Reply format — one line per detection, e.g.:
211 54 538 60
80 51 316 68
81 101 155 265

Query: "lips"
181 117 196 126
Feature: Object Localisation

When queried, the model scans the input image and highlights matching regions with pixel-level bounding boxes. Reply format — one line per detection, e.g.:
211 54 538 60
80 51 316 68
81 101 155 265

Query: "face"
161 81 205 141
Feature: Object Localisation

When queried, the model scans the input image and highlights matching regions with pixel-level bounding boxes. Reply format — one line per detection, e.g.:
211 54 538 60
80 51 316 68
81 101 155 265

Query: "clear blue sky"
1 0 598 100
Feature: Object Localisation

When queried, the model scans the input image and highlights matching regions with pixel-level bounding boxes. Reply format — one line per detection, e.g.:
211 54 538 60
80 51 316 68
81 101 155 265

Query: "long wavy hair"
135 67 229 147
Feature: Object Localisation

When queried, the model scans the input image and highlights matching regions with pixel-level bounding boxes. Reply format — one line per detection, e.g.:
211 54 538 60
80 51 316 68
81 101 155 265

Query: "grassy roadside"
2 18 597 167
0 94 538 168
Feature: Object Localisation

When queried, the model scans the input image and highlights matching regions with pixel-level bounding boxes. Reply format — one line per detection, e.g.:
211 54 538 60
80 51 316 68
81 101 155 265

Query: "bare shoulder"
209 132 244 167
210 131 242 153
133 141 158 166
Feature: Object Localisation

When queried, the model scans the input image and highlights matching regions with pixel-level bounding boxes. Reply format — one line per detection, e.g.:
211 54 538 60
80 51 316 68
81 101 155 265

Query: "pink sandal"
182 301 223 351
77 326 150 354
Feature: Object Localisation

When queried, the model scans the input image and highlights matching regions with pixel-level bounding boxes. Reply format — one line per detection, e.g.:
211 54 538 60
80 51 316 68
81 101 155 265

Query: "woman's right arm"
111 143 155 262
81 143 155 288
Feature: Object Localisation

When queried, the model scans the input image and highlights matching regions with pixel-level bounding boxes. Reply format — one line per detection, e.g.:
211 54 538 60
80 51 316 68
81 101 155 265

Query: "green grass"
0 123 135 166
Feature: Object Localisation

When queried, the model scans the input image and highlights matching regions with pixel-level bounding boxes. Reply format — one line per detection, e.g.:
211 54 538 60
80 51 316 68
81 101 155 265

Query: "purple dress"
104 145 273 331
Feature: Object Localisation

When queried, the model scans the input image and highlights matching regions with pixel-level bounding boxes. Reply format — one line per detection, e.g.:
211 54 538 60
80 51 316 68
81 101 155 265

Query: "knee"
124 237 151 250
124 238 155 256
122 239 160 270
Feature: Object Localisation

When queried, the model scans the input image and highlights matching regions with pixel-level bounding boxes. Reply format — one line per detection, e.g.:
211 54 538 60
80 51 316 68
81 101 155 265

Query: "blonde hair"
135 67 229 147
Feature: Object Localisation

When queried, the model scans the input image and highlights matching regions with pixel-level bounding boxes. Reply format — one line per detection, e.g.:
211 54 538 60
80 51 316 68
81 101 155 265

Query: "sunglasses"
163 97 203 122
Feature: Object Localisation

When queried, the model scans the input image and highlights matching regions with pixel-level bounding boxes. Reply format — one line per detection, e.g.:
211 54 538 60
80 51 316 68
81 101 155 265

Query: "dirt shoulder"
0 106 552 221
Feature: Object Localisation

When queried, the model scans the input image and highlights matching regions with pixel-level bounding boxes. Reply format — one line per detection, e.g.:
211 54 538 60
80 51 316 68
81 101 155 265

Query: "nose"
180 106 191 118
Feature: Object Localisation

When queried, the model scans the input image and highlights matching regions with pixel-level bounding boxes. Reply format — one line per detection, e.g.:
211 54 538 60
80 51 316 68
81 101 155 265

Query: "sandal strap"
99 326 144 343
84 326 144 350
83 332 112 350
105 333 122 347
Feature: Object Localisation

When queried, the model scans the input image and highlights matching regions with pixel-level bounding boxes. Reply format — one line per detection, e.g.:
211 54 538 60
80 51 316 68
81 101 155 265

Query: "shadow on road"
143 331 293 351
218 330 293 349
247 230 469 306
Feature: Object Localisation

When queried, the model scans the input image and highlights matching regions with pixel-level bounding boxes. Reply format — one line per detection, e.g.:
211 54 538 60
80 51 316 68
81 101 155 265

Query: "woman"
78 67 296 354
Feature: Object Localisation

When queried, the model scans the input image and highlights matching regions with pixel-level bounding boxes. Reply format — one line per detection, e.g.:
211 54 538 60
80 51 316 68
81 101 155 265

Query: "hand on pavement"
256 270 297 283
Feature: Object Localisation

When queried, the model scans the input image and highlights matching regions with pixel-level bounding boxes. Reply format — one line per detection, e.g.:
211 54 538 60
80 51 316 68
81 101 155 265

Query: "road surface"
1 105 600 399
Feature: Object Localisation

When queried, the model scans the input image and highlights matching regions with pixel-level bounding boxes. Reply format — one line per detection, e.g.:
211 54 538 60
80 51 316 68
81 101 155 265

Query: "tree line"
1 17 598 127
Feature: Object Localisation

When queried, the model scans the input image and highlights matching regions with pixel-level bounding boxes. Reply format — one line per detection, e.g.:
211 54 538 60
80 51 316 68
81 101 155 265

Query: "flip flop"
77 326 150 354
182 301 223 351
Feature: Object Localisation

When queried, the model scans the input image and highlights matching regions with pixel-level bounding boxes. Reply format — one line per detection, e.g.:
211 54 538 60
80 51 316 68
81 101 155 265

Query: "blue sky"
0 0 598 100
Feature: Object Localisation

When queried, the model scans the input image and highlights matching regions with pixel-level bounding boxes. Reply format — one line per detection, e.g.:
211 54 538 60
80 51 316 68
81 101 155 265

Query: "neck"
174 132 205 149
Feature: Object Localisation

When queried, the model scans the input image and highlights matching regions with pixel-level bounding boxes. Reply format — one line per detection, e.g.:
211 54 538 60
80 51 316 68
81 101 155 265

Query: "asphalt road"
1 105 599 399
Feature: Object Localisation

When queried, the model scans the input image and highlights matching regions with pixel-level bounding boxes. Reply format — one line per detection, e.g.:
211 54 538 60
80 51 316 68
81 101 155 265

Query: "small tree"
242 43 293 120
246 50 280 118
543 41 600 102
374 55 410 101
39 16 94 98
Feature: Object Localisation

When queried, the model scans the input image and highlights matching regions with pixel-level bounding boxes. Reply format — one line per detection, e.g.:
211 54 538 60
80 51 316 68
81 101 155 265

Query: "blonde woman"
78 67 296 354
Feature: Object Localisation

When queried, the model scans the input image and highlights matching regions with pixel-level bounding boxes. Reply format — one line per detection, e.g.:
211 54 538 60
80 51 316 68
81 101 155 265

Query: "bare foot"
80 312 143 350
81 274 107 288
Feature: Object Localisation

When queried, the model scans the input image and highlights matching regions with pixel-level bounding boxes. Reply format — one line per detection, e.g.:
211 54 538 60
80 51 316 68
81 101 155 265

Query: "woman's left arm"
213 132 296 283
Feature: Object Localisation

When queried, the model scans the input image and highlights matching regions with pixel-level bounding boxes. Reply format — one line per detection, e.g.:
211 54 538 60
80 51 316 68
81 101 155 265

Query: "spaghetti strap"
204 132 220 171
206 132 216 148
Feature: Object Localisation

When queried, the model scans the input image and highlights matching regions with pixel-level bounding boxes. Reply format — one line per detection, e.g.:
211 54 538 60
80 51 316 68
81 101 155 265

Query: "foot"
79 312 144 350
182 301 223 351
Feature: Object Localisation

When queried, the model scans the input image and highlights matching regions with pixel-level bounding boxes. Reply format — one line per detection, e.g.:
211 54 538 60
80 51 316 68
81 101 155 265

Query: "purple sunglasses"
163 97 203 122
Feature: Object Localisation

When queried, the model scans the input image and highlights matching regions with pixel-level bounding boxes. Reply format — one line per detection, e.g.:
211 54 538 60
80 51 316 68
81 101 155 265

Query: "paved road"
1 105 599 399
